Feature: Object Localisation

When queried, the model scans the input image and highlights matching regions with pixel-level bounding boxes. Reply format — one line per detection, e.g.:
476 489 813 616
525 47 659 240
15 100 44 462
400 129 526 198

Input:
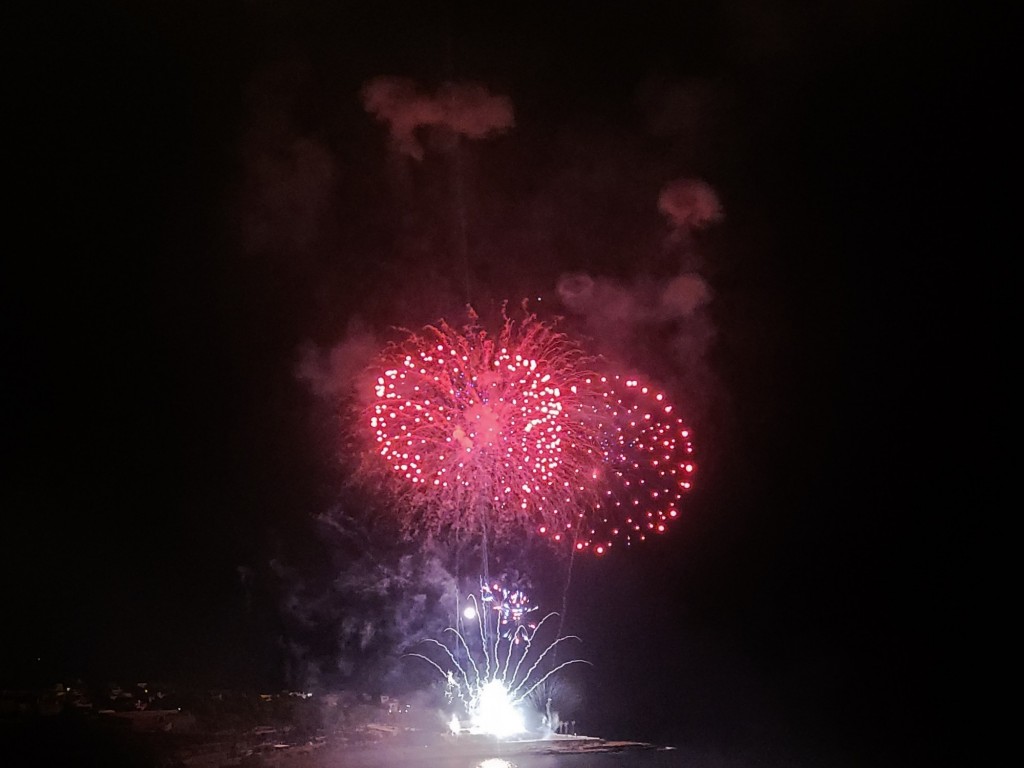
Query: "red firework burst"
573 375 696 555
363 310 605 544
360 310 696 555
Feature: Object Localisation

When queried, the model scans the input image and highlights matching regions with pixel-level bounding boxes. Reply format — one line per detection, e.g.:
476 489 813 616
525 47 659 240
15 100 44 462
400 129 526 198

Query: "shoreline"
288 735 669 768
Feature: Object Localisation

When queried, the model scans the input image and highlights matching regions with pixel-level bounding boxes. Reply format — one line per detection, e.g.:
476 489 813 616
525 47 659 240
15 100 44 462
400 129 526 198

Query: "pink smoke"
361 76 514 160
658 178 724 234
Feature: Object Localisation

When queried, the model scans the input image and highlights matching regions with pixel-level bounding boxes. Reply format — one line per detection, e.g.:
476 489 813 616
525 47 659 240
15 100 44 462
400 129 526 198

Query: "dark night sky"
4 1 994 764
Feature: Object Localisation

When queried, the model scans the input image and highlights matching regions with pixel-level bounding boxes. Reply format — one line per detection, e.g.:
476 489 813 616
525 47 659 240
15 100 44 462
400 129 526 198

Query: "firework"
364 309 605 545
362 309 696 555
405 595 588 739
573 374 697 554
481 577 538 640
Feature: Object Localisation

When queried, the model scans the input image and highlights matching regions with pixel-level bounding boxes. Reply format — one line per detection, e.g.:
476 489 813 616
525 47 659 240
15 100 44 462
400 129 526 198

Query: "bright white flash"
471 680 525 738
406 595 590 742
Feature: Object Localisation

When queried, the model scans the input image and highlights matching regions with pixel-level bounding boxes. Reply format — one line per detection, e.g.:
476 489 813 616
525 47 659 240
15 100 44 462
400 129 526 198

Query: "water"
381 754 697 768
324 743 774 767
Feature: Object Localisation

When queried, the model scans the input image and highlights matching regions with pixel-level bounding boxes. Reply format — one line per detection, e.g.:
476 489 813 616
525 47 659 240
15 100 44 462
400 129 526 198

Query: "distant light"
463 605 477 621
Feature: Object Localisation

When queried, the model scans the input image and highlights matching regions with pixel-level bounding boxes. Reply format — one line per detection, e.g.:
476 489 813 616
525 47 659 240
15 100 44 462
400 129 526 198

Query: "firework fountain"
405 580 589 739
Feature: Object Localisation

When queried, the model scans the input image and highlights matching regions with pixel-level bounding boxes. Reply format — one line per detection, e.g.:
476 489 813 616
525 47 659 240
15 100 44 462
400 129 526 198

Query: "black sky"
5 1 992 764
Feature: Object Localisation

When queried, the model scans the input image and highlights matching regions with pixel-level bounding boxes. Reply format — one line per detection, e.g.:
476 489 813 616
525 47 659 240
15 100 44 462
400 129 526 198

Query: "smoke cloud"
270 515 462 693
361 76 515 160
555 177 724 426
557 175 720 330
557 271 713 328
294 317 379 402
661 273 714 317
555 269 717 407
658 177 724 237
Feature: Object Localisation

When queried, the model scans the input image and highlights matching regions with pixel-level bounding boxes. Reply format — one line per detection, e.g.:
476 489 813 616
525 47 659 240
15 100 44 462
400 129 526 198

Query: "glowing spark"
481 577 539 640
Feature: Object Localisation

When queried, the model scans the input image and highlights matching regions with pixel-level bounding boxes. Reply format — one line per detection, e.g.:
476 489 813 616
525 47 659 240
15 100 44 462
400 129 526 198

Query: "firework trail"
361 307 696 555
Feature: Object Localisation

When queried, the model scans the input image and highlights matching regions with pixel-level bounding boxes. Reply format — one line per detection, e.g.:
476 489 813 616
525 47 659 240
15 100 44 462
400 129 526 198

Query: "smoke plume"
362 76 515 160
271 512 461 693
556 177 724 425
295 317 379 402
658 177 724 238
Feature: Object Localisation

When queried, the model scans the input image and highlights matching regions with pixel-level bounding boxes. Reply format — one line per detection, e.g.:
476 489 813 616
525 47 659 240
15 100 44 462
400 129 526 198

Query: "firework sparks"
405 597 589 739
576 374 697 553
481 577 538 640
363 309 605 545
361 308 696 555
